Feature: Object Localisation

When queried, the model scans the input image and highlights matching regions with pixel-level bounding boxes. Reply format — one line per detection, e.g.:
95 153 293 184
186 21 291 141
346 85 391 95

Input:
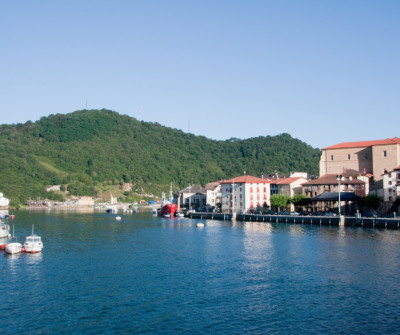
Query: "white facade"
205 182 221 209
383 167 400 203
221 176 271 213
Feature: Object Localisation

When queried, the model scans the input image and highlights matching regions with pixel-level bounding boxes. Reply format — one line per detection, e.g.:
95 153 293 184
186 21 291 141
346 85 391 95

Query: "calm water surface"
1 209 400 334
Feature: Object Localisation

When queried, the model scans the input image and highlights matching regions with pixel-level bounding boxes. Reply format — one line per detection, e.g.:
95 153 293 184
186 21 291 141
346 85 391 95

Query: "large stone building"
319 137 400 185
220 175 271 214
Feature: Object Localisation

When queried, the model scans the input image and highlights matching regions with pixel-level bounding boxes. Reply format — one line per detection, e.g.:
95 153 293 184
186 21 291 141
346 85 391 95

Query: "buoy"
196 223 204 228
116 216 122 221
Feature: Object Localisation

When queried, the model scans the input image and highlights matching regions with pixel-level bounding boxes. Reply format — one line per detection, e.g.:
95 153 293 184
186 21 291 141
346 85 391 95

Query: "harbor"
2 210 400 334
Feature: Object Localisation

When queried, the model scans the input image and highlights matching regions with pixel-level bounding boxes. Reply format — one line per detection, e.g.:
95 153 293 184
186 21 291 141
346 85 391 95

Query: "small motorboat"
176 212 184 218
23 225 43 253
5 226 22 254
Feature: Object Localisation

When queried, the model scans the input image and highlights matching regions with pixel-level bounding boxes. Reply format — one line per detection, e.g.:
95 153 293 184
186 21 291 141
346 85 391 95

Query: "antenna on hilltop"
138 108 142 121
85 98 88 110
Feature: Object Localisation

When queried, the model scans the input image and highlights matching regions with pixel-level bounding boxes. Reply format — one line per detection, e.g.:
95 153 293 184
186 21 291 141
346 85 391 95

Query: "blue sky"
1 0 399 149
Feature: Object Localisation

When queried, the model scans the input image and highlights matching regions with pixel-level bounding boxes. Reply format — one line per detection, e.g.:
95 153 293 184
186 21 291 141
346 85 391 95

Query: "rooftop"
323 137 400 150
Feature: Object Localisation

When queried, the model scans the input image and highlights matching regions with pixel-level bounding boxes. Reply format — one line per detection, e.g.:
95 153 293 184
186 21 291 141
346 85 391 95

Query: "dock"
187 212 400 229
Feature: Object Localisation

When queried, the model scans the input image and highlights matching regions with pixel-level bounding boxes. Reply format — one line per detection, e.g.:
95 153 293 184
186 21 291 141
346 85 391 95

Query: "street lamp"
336 174 343 216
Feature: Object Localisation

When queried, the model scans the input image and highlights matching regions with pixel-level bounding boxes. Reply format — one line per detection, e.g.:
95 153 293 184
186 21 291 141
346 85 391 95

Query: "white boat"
5 242 23 254
5 226 22 254
0 221 10 238
176 212 184 217
23 225 43 253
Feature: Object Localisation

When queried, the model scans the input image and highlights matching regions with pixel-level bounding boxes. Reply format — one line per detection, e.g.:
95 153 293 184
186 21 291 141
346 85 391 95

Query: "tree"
363 194 381 211
270 194 290 212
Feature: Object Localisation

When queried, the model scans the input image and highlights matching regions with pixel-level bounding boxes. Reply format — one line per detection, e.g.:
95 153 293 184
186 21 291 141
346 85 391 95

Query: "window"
384 150 387 157
264 187 266 193
250 187 253 193
348 154 351 160
365 153 368 159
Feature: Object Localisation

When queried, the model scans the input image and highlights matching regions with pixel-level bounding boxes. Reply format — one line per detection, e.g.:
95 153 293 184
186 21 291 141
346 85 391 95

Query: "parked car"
290 211 299 216
279 210 290 215
312 211 324 216
253 211 262 215
298 211 310 216
323 212 337 217
265 210 276 215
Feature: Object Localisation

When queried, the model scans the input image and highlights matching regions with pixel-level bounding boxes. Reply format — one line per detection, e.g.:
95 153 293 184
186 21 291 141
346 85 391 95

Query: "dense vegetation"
0 109 321 206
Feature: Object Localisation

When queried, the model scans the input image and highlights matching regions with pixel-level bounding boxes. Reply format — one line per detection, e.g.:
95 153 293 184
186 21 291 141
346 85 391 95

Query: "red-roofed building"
220 175 271 213
320 137 400 185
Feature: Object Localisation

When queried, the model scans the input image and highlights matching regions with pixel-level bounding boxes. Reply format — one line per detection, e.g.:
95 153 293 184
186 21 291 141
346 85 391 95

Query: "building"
319 137 400 185
382 166 400 212
175 185 206 210
220 175 271 213
268 173 309 211
302 173 367 198
205 181 222 210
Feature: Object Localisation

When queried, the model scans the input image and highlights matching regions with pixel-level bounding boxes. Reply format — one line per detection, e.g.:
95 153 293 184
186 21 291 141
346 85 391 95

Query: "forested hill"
0 109 321 206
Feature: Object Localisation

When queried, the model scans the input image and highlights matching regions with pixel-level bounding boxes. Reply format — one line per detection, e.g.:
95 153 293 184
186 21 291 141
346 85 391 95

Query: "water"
1 210 400 334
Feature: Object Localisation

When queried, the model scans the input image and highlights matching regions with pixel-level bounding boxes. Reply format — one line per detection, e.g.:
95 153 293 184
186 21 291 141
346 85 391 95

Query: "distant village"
1 137 400 216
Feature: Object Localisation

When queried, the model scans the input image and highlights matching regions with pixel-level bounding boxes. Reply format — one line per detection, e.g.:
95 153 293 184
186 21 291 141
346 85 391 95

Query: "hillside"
0 109 321 206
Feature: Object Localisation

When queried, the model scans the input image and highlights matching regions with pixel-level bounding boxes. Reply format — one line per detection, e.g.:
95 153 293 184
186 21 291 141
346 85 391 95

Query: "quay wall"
187 213 400 229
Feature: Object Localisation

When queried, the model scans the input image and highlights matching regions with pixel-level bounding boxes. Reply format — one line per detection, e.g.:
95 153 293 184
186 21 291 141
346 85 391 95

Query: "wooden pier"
187 212 400 229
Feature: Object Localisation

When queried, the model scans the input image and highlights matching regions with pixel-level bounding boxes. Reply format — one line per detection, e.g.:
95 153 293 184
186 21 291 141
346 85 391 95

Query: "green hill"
0 109 321 206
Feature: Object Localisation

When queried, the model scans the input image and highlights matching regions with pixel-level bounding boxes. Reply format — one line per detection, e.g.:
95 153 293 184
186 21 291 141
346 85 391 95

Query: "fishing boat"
157 184 178 217
23 225 43 253
5 226 22 254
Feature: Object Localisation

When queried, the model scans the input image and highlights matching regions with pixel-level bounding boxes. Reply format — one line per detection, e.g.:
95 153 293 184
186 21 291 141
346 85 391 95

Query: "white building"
0 192 10 207
382 166 400 210
175 185 206 209
221 175 271 214
205 181 222 210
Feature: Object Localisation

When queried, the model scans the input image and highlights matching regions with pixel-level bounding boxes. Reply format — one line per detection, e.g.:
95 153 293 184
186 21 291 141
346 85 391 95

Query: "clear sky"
1 0 399 149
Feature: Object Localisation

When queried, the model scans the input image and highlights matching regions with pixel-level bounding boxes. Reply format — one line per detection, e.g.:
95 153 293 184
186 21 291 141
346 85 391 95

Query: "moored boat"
5 226 22 254
157 184 178 217
23 225 43 253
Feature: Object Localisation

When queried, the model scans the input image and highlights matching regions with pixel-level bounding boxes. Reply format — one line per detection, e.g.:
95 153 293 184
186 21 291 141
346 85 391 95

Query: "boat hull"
158 204 178 217
5 242 23 254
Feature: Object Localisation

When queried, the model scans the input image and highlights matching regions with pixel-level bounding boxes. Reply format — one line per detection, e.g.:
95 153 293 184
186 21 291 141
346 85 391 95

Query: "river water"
1 209 400 334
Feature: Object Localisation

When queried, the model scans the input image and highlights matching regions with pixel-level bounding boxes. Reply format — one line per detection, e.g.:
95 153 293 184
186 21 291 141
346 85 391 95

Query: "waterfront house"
220 175 271 214
205 181 222 211
268 172 309 211
175 185 206 210
382 166 400 213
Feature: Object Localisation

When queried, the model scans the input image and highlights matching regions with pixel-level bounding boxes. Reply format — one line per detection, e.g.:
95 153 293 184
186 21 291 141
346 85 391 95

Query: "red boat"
158 203 178 217
158 184 178 217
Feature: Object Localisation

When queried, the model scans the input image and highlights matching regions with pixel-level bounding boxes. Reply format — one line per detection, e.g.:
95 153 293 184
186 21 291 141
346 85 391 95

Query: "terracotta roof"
220 175 271 184
323 137 400 150
302 174 365 186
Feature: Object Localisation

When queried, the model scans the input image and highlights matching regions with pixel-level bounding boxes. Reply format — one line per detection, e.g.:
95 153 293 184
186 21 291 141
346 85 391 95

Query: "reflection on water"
1 211 400 334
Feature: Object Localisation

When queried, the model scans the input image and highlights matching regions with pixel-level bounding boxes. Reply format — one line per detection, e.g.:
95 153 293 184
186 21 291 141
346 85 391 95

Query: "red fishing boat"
158 184 178 217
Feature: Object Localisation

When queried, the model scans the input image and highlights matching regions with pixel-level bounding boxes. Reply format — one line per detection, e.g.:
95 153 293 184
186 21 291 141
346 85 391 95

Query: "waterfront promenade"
187 212 400 229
